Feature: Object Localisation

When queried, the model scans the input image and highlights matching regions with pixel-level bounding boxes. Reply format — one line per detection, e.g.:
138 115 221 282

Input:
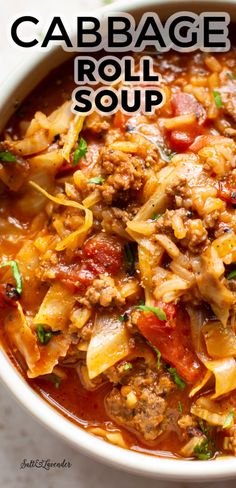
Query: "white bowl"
1 0 236 481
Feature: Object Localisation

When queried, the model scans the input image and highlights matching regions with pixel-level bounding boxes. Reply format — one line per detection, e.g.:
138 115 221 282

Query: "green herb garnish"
36 325 60 345
223 409 234 429
167 367 186 390
194 439 212 460
36 325 52 345
152 213 162 221
227 269 236 280
0 260 22 295
153 346 161 369
53 375 61 388
43 373 62 388
213 91 223 109
178 401 183 413
88 176 105 185
227 72 236 80
119 312 129 322
73 137 87 166
0 151 16 162
123 362 133 371
147 341 161 369
135 305 166 321
124 242 136 276
199 419 209 435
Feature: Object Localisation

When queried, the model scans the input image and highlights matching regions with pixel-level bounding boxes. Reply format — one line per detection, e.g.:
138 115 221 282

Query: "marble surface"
1 1 236 487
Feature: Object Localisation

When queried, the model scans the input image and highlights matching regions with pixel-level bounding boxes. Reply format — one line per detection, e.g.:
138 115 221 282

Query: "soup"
1 47 236 460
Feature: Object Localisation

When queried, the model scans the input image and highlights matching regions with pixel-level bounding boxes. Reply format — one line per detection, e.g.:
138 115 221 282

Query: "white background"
0 1 235 487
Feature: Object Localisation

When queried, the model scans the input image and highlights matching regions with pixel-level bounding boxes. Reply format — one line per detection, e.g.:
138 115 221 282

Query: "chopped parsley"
153 346 161 369
119 312 129 322
178 401 183 413
223 409 234 429
135 305 166 321
53 375 61 389
227 269 236 280
199 419 209 435
0 151 17 162
124 242 136 276
194 439 212 460
167 367 186 390
152 213 162 221
213 90 223 109
73 137 87 166
36 325 60 345
227 72 236 80
147 341 161 369
0 260 22 295
123 362 133 371
44 373 62 388
88 176 105 185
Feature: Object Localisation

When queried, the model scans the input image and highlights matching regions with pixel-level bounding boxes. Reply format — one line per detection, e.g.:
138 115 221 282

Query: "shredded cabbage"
87 313 130 379
191 397 234 427
202 321 236 359
33 282 76 331
29 180 93 250
62 114 85 162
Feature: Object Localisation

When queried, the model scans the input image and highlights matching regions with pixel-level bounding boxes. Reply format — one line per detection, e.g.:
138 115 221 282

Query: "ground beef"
202 210 221 230
155 209 209 254
81 274 125 308
105 367 175 441
99 148 145 204
101 207 130 236
181 219 209 253
84 113 111 134
100 204 139 236
166 176 193 210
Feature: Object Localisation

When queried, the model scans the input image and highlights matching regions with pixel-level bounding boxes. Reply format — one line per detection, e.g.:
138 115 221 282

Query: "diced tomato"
56 234 123 291
169 129 196 152
83 234 123 275
56 163 75 177
58 265 96 292
161 302 176 324
218 177 236 205
137 305 203 383
172 93 206 125
167 93 206 152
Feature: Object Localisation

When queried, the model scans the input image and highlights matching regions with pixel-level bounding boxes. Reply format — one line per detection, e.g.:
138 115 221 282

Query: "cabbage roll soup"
1 46 236 461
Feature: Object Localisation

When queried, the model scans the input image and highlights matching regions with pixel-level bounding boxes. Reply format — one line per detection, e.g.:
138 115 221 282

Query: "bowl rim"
1 0 236 480
0 346 234 481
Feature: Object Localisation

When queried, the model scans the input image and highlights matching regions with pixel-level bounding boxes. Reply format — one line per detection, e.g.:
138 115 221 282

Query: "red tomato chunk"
137 304 203 383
